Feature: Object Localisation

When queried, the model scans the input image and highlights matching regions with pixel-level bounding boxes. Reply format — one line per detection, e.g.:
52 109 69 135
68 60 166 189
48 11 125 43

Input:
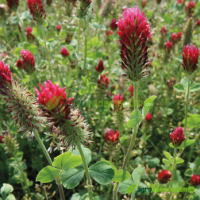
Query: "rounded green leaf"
189 82 200 92
146 158 160 168
5 194 16 200
163 151 173 161
176 158 184 164
88 161 115 185
61 167 85 189
36 166 61 183
142 96 157 117
127 109 143 128
53 151 82 171
118 178 134 194
112 170 131 183
174 83 185 92
0 184 14 199
131 167 145 183
79 88 88 95
185 169 193 177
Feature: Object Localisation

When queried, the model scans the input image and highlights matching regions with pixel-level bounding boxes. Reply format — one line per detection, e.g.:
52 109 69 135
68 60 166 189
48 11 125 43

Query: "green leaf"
0 184 14 199
61 167 85 189
176 158 184 164
181 78 189 89
119 178 135 194
194 157 200 166
70 145 92 166
174 83 185 92
182 114 200 128
112 170 131 183
14 47 23 57
169 139 195 149
131 167 145 183
162 158 172 166
185 169 193 177
127 109 143 128
142 96 157 117
22 43 38 55
88 161 115 185
36 166 61 183
195 189 200 197
5 194 16 200
146 158 160 168
163 151 173 161
127 184 137 194
52 151 82 171
189 82 200 92
101 159 117 174
79 87 88 95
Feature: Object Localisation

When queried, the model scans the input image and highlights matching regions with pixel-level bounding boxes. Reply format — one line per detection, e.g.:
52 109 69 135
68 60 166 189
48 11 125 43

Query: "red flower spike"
113 94 123 111
95 60 104 73
129 85 134 97
110 19 118 30
27 0 46 24
197 20 200 26
56 24 61 32
105 129 119 143
185 1 195 15
177 0 182 4
20 49 35 74
145 112 152 121
165 41 173 51
0 61 12 88
167 77 176 89
170 127 185 147
6 0 19 11
26 26 32 34
160 27 167 35
34 79 67 107
171 33 177 43
0 135 4 143
60 47 70 57
98 74 110 89
16 59 23 69
182 45 199 74
191 174 200 187
106 30 113 36
177 32 182 40
158 170 172 184
142 0 146 8
117 6 152 82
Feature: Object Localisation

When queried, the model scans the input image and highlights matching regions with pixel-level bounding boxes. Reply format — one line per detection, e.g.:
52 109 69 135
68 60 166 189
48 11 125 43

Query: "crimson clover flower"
95 60 104 73
60 47 70 57
105 129 119 143
110 19 118 30
190 174 200 187
182 45 199 74
170 127 185 147
117 6 152 82
158 170 172 184
6 0 19 11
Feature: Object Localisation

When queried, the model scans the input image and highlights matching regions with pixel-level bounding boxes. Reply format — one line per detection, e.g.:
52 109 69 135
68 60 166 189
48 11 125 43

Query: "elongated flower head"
35 80 91 149
105 129 119 143
129 85 134 97
34 79 67 108
0 61 12 87
158 170 172 184
98 74 110 89
106 30 113 36
185 1 195 15
56 24 61 32
165 41 173 51
110 19 118 30
26 26 32 34
170 127 185 147
27 0 46 24
190 174 200 187
177 32 182 40
99 0 113 18
167 77 176 89
16 59 23 69
145 112 152 121
197 20 200 26
77 0 91 18
60 47 70 57
117 6 152 82
182 45 199 74
0 135 4 143
142 0 146 8
20 49 35 74
171 33 177 43
6 0 19 11
113 94 123 111
95 60 104 73
160 27 167 35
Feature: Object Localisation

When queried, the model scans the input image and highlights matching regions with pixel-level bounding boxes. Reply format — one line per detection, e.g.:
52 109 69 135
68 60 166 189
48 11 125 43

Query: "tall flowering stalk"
35 80 93 200
113 6 152 199
0 61 65 200
6 0 19 11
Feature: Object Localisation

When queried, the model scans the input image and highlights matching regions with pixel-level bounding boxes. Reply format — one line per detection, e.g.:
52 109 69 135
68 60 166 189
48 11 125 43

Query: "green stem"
113 82 139 200
170 148 177 200
84 18 88 73
77 142 93 200
29 75 32 91
76 19 81 86
32 129 65 200
14 153 30 195
99 113 104 156
106 184 113 200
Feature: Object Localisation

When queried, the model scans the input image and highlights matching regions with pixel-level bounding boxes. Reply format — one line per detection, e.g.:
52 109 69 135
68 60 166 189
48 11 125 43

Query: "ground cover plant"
0 0 200 200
